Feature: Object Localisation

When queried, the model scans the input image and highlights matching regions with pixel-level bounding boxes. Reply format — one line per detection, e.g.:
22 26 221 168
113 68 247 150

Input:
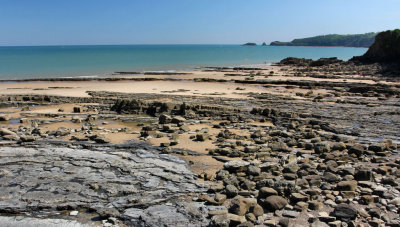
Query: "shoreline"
267 45 369 48
0 64 396 100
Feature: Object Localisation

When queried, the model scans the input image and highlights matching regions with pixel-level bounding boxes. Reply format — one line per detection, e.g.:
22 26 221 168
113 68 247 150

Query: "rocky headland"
269 32 376 48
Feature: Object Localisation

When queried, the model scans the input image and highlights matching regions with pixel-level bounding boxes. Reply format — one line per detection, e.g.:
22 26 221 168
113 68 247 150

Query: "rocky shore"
0 54 399 226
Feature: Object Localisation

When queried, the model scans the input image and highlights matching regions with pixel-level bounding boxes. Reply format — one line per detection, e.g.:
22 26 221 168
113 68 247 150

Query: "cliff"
351 29 400 64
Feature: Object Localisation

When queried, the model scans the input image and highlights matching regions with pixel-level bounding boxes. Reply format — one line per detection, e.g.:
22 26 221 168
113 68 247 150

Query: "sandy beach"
0 65 391 99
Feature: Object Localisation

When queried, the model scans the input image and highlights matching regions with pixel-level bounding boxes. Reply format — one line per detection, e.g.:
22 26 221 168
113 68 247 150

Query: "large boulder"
348 143 365 157
332 204 358 220
159 114 172 124
229 196 252 216
337 180 358 191
224 160 249 173
310 57 343 67
279 57 313 66
354 169 373 181
260 196 288 211
171 116 186 125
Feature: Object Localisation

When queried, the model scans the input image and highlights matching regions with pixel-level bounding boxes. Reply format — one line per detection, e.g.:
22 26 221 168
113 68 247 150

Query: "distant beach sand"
0 66 387 100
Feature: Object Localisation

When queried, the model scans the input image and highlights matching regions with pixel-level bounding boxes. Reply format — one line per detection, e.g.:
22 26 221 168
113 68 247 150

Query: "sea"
0 45 367 79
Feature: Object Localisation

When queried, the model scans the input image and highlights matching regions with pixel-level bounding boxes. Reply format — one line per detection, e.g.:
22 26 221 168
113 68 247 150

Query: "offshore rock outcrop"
111 99 242 117
278 57 343 67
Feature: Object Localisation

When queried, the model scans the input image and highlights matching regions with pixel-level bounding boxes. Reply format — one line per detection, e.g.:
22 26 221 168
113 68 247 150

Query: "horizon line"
0 43 246 47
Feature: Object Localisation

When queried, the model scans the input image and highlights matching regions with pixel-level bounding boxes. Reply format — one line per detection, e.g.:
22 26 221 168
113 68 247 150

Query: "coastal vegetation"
242 42 257 46
270 32 376 47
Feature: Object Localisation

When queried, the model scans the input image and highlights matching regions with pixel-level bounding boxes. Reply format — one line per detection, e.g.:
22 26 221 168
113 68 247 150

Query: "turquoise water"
0 45 367 79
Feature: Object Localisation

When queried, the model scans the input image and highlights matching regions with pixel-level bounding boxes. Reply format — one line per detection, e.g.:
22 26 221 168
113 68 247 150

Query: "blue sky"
0 0 399 46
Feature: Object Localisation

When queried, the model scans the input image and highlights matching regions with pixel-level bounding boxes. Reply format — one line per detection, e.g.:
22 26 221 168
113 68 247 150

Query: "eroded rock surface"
0 144 208 226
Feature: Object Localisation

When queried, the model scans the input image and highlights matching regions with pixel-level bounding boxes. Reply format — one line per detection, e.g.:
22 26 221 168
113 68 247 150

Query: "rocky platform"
0 143 214 226
0 59 400 226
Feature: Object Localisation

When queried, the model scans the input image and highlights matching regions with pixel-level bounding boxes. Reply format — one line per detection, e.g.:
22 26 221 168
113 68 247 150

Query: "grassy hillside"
270 33 376 47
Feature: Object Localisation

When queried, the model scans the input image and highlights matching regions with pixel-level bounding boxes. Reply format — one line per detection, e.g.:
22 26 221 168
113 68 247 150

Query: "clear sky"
0 0 399 46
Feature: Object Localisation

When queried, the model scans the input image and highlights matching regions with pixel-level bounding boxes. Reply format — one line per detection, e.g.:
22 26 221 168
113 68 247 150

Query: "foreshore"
0 60 399 226
0 65 396 98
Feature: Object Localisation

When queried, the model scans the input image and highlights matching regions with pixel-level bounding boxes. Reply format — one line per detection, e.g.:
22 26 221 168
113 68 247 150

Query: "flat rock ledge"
0 145 210 226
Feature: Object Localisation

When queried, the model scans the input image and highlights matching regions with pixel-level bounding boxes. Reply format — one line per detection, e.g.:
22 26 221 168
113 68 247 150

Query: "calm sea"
0 45 367 79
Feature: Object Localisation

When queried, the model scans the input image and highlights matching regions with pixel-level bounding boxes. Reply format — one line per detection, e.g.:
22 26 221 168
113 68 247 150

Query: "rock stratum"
0 144 213 226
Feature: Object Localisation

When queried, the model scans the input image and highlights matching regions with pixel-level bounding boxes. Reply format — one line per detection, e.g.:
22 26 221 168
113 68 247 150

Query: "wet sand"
0 66 392 100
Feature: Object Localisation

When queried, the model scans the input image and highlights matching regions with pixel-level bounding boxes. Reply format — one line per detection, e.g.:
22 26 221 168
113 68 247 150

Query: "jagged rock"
331 142 346 151
269 142 291 152
311 220 330 227
227 213 246 226
259 187 278 198
0 115 10 121
96 207 121 218
314 142 330 154
251 204 264 217
323 172 340 182
279 57 313 66
308 201 323 211
332 204 358 220
354 169 373 181
282 210 300 218
348 144 365 157
54 127 70 136
290 193 308 203
210 214 230 227
93 135 110 144
71 117 82 123
73 106 82 113
20 135 35 142
171 116 186 124
337 180 357 191
225 185 239 198
229 196 251 216
159 114 172 124
214 193 227 205
247 165 261 176
368 143 387 153
282 163 299 174
196 133 209 141
224 160 249 173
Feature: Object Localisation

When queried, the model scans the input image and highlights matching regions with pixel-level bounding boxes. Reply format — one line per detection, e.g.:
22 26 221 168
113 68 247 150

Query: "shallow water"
0 45 367 79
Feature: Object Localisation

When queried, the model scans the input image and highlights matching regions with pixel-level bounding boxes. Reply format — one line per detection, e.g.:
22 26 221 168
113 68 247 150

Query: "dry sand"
0 80 265 99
